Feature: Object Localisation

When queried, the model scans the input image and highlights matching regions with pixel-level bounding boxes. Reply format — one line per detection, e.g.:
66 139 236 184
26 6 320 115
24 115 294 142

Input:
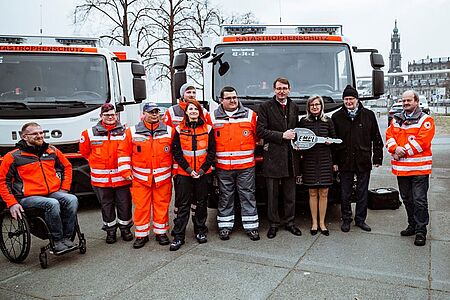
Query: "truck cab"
0 35 146 196
173 25 385 206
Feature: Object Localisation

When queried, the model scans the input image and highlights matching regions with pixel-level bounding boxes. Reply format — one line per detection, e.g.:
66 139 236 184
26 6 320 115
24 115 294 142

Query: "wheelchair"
0 201 87 269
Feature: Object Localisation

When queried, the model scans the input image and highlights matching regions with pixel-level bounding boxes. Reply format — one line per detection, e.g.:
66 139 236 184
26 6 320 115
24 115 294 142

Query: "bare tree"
73 0 257 102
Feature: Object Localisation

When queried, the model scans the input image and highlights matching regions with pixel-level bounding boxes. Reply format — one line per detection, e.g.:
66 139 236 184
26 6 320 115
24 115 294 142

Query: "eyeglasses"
24 131 44 136
222 96 238 101
275 87 289 91
310 103 322 107
102 113 116 117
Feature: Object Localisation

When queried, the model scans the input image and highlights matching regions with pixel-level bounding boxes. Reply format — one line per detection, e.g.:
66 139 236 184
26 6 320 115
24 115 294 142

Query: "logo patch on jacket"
243 130 250 137
164 146 170 153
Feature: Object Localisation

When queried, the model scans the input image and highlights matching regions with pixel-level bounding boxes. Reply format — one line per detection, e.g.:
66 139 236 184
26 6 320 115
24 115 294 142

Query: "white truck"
0 35 147 196
173 24 385 206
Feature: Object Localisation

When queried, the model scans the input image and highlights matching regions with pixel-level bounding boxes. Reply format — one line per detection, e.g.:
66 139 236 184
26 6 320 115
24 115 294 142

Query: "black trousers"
397 175 430 235
340 171 370 224
93 185 133 232
172 174 210 240
266 177 296 227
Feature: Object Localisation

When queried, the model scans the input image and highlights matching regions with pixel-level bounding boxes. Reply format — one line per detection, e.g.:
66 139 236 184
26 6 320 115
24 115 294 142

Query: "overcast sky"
1 0 449 77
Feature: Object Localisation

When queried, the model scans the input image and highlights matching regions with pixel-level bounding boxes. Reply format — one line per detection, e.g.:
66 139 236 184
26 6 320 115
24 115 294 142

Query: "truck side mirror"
173 71 187 102
173 53 188 70
131 62 146 103
133 78 146 102
372 69 384 97
370 53 384 69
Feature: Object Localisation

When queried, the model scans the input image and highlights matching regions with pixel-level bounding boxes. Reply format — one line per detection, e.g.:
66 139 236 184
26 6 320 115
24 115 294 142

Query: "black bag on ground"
368 188 401 210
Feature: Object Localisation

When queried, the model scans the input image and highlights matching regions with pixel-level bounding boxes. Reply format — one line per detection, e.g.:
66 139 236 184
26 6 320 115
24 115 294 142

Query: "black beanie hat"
343 85 359 99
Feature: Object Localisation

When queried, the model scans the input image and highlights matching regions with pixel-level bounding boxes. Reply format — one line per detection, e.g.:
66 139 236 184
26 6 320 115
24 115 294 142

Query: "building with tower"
387 21 450 103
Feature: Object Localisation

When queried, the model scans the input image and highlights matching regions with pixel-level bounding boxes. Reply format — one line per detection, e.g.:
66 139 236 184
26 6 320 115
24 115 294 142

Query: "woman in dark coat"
299 95 336 236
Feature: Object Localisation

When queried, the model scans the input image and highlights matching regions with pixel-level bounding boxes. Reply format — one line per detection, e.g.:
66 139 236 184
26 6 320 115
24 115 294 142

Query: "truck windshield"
0 53 108 104
213 44 353 103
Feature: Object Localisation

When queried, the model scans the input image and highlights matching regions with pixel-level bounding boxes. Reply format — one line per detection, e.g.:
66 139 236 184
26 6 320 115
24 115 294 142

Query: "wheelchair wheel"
39 251 48 269
0 211 31 263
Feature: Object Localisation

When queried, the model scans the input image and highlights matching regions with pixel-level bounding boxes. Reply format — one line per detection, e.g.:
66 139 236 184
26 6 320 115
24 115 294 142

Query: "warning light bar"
296 25 342 35
0 35 101 47
0 36 25 44
222 25 267 35
56 38 99 47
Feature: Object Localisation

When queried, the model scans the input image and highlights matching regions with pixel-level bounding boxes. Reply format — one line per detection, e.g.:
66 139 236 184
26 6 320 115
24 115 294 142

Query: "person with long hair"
170 99 215 251
299 95 336 236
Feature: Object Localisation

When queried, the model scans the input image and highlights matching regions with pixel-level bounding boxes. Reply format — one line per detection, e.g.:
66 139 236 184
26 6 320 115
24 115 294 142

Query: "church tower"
388 20 403 85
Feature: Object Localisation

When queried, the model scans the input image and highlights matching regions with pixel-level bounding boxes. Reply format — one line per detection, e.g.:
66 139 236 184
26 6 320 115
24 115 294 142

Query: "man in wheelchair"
0 122 78 254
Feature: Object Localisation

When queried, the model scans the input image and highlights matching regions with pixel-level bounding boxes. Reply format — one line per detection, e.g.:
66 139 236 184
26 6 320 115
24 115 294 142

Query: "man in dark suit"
256 77 302 239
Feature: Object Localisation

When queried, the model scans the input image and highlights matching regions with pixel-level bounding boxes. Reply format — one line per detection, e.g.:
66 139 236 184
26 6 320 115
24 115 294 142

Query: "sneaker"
195 233 207 244
246 230 260 241
169 239 185 251
50 240 68 254
62 238 77 249
219 229 231 241
155 233 170 245
414 234 426 246
121 228 134 241
133 236 149 249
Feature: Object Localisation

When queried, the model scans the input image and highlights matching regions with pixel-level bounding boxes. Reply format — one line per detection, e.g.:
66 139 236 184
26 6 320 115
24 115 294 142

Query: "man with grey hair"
386 90 435 246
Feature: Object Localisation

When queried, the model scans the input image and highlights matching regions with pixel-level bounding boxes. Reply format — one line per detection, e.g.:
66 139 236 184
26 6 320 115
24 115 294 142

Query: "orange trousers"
131 180 172 237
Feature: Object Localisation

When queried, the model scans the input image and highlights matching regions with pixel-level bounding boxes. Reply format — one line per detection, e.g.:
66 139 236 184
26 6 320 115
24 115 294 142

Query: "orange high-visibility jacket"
211 104 257 170
163 100 211 175
163 100 212 128
117 121 173 187
0 142 72 208
386 110 435 176
79 122 129 188
174 121 214 177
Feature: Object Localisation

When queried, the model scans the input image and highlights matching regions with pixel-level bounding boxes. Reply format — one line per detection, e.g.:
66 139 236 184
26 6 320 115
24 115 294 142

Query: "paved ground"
1 114 449 300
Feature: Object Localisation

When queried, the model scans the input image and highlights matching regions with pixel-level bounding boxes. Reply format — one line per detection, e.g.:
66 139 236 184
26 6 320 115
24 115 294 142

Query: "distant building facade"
407 57 450 102
387 21 450 102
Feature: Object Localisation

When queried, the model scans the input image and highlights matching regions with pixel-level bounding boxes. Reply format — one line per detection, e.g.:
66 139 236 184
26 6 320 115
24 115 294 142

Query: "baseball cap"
143 102 160 112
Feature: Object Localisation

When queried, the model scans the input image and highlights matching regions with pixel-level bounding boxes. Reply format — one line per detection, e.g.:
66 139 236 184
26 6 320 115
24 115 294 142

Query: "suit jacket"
256 96 300 178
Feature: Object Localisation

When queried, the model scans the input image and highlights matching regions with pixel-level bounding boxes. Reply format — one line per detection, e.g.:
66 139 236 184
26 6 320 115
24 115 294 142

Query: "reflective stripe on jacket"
175 122 213 176
386 110 435 176
117 121 173 187
79 122 128 187
211 104 257 170
0 145 72 208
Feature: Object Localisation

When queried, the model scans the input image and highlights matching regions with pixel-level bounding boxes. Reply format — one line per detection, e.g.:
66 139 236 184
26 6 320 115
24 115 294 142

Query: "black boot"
121 228 133 241
133 236 149 249
106 230 117 244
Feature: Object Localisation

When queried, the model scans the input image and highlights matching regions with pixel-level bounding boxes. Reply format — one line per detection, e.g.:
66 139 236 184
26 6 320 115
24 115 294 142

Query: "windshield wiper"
0 101 30 109
27 100 88 107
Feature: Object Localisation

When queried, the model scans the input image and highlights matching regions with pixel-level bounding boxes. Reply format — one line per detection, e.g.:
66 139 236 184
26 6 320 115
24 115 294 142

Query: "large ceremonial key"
291 128 342 150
